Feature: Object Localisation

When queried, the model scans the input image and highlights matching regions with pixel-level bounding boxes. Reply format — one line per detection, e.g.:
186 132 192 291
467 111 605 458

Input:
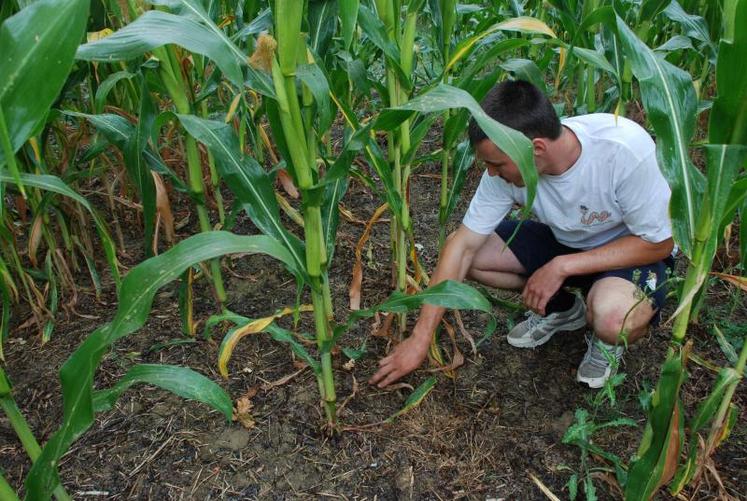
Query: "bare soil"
2 154 746 500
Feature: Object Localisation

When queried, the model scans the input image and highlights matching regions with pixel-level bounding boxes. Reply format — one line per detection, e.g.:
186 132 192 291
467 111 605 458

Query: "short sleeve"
615 152 673 243
462 170 515 235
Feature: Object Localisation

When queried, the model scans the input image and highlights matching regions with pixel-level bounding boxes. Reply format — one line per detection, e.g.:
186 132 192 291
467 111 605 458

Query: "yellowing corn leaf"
28 214 44 268
350 203 388 310
87 28 113 43
224 93 242 123
496 16 557 38
218 304 313 377
711 272 747 291
446 16 556 73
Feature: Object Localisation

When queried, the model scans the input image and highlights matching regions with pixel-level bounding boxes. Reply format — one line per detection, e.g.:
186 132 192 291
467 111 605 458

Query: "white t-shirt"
462 113 672 250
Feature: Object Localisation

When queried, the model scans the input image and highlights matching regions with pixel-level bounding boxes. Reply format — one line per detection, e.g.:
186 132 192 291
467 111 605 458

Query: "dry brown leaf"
711 272 747 292
373 312 395 338
152 172 175 245
233 387 258 430
454 310 476 355
260 366 306 391
350 203 389 310
658 402 682 490
277 169 299 199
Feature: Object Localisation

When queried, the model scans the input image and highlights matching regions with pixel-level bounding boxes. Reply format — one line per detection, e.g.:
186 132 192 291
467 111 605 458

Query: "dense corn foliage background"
0 0 745 499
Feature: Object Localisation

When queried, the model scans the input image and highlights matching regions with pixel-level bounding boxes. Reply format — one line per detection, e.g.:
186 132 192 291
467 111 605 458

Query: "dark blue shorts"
496 220 674 322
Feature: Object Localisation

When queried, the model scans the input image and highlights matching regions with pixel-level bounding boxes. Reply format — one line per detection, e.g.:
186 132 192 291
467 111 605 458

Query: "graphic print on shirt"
579 205 612 226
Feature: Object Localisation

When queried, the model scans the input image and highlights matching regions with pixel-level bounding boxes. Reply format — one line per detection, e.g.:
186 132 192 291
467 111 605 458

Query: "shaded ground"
2 151 746 500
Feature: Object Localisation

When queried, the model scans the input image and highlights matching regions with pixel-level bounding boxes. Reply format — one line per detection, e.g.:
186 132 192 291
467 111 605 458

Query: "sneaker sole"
507 316 588 348
577 371 610 389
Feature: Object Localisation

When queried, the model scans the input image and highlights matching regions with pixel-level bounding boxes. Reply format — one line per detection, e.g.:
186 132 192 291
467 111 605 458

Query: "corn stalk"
271 0 337 425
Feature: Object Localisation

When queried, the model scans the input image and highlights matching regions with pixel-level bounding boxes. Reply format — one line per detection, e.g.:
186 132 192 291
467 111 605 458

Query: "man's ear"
531 138 549 157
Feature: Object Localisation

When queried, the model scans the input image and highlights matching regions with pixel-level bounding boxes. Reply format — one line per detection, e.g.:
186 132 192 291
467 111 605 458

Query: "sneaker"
507 295 587 348
577 335 625 388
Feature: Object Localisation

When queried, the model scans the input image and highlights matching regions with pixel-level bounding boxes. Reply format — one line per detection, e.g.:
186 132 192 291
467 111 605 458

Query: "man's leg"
586 276 656 345
466 232 527 290
577 275 659 388
467 221 587 348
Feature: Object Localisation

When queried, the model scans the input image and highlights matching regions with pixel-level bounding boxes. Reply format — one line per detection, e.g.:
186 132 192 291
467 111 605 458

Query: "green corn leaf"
375 84 536 217
441 140 474 224
357 4 411 91
402 114 440 166
708 0 747 145
625 346 688 500
234 7 272 40
332 280 495 346
176 114 307 281
663 1 717 58
385 376 437 423
0 0 88 168
67 111 188 193
0 261 10 362
691 367 740 432
567 46 617 76
94 70 136 114
124 77 158 257
25 232 298 499
41 253 58 344
308 0 337 57
0 170 120 289
92 364 232 418
76 10 246 88
339 0 359 49
655 35 695 53
499 58 547 94
297 63 334 134
712 325 739 366
616 15 703 257
148 0 279 97
455 38 529 87
741 199 747 270
640 0 671 23
322 177 349 263
671 367 740 494
0 471 19 501
264 323 321 375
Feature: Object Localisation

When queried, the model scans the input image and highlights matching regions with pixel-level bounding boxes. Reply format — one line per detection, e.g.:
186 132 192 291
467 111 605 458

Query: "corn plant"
0 0 123 344
611 2 747 498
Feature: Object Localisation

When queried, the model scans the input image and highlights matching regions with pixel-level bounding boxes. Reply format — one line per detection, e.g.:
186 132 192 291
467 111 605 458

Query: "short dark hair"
468 80 561 145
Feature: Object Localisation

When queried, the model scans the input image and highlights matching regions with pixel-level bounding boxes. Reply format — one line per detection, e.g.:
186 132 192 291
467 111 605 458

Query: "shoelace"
523 310 543 329
583 336 622 369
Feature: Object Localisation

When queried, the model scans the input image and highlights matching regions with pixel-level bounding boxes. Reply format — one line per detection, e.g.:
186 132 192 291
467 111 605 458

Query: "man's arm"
369 224 489 388
522 235 674 315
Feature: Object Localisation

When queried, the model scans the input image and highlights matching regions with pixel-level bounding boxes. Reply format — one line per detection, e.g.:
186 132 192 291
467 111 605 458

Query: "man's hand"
522 258 568 315
368 335 430 388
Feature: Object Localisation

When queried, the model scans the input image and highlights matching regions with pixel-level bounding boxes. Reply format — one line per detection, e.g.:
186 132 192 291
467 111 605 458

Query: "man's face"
475 139 525 187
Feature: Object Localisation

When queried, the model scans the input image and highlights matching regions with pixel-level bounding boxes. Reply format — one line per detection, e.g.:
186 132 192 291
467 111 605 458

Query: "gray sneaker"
577 335 625 388
507 295 587 348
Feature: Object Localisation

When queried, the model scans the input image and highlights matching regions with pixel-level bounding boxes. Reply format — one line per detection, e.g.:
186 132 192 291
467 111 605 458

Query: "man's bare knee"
589 299 651 344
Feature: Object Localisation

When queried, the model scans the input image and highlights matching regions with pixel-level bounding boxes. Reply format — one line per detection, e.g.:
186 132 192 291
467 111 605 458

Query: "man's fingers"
369 365 390 385
377 370 402 388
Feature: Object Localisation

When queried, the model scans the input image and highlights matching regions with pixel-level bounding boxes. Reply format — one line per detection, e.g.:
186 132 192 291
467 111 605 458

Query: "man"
370 80 674 389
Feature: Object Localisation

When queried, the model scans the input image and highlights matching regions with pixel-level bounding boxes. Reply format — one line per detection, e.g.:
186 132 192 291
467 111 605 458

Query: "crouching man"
370 80 674 389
